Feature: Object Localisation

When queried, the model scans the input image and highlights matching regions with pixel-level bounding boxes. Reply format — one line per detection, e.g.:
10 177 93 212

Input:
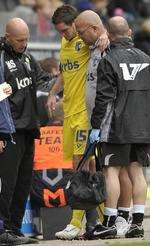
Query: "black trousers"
0 131 34 231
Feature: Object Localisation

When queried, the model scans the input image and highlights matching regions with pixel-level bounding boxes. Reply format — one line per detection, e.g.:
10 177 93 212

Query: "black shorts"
98 143 150 167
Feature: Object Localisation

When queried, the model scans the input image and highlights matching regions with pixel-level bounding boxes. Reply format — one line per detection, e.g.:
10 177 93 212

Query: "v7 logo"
119 63 149 81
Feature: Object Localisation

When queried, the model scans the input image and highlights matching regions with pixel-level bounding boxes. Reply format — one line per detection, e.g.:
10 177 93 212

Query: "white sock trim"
133 205 145 214
104 207 117 216
118 207 130 212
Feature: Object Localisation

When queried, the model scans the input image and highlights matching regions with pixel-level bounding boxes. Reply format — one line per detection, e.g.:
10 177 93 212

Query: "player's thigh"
73 111 89 156
63 117 74 161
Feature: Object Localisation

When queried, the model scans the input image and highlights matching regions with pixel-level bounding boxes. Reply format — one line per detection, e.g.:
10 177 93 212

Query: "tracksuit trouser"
0 131 34 232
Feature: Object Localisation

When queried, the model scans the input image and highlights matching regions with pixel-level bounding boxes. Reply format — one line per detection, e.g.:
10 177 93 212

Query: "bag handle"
76 132 103 171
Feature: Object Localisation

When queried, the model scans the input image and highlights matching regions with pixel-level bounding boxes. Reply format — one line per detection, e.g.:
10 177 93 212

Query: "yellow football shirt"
60 36 90 118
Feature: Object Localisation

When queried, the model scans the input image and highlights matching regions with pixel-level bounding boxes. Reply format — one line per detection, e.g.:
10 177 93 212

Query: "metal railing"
28 42 61 60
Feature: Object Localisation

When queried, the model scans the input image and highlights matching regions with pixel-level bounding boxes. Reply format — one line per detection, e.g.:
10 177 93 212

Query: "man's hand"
98 31 109 52
0 140 5 153
89 129 101 143
47 93 57 112
3 83 12 96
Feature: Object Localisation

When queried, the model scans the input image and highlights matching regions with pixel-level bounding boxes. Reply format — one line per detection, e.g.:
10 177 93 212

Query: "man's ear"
128 28 132 38
94 25 99 33
5 32 9 41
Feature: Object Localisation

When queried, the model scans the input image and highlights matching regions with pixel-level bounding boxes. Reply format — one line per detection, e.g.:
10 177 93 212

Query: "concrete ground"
24 217 150 246
24 237 150 246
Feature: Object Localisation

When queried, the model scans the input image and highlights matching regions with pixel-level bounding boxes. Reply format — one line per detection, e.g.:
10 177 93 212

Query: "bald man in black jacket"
90 16 150 239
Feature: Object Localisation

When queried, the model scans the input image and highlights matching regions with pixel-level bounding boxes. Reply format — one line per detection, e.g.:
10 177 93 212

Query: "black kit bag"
64 143 107 210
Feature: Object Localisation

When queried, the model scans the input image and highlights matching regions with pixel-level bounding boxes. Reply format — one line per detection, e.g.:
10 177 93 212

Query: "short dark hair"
38 57 58 74
52 4 78 25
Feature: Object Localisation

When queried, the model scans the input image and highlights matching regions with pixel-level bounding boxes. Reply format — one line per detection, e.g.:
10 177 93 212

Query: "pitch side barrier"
28 42 61 60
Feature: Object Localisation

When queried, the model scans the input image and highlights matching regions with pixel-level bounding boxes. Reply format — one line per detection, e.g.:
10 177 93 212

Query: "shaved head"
75 10 103 27
75 10 105 45
107 16 132 41
5 18 29 53
6 18 29 36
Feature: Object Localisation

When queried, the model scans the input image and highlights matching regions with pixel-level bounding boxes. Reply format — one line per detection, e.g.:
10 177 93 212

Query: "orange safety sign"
34 126 73 170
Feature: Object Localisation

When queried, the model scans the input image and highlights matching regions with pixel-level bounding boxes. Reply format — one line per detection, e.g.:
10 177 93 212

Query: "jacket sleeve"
91 58 117 129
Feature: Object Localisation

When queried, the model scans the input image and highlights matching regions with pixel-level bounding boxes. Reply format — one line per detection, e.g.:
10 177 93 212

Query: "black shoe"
12 229 39 244
16 236 39 244
125 224 144 238
91 224 117 239
12 229 25 237
0 231 24 245
82 231 94 240
0 231 39 245
79 223 98 240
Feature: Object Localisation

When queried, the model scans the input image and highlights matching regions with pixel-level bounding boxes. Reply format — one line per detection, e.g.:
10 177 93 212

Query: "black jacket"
91 38 150 143
0 38 51 139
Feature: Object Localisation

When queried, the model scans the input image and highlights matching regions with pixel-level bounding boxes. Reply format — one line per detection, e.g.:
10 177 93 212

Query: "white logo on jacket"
119 63 149 80
16 77 32 90
6 60 17 72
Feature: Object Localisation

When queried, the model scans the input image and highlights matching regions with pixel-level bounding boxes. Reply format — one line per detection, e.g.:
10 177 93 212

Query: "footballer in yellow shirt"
60 36 90 161
47 7 90 235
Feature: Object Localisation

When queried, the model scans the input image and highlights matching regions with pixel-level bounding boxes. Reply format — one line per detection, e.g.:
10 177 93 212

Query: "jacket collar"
0 37 25 58
110 37 134 49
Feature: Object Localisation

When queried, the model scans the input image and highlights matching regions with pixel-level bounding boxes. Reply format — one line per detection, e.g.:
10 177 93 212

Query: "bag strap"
76 129 103 171
76 142 95 171
94 144 103 171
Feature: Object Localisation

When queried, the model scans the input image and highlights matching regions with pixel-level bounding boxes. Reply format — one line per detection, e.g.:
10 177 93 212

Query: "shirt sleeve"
91 58 118 129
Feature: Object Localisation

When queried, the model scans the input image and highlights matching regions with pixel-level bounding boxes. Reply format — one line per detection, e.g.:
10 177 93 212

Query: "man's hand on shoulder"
98 31 109 52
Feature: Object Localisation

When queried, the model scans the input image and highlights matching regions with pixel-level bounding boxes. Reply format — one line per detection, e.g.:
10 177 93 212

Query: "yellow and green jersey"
60 36 90 118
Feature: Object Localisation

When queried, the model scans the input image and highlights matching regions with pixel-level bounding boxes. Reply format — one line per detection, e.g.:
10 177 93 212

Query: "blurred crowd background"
0 0 149 56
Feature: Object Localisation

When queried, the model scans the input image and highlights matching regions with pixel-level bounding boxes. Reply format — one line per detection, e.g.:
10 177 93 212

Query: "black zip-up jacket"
0 38 51 139
91 38 150 143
